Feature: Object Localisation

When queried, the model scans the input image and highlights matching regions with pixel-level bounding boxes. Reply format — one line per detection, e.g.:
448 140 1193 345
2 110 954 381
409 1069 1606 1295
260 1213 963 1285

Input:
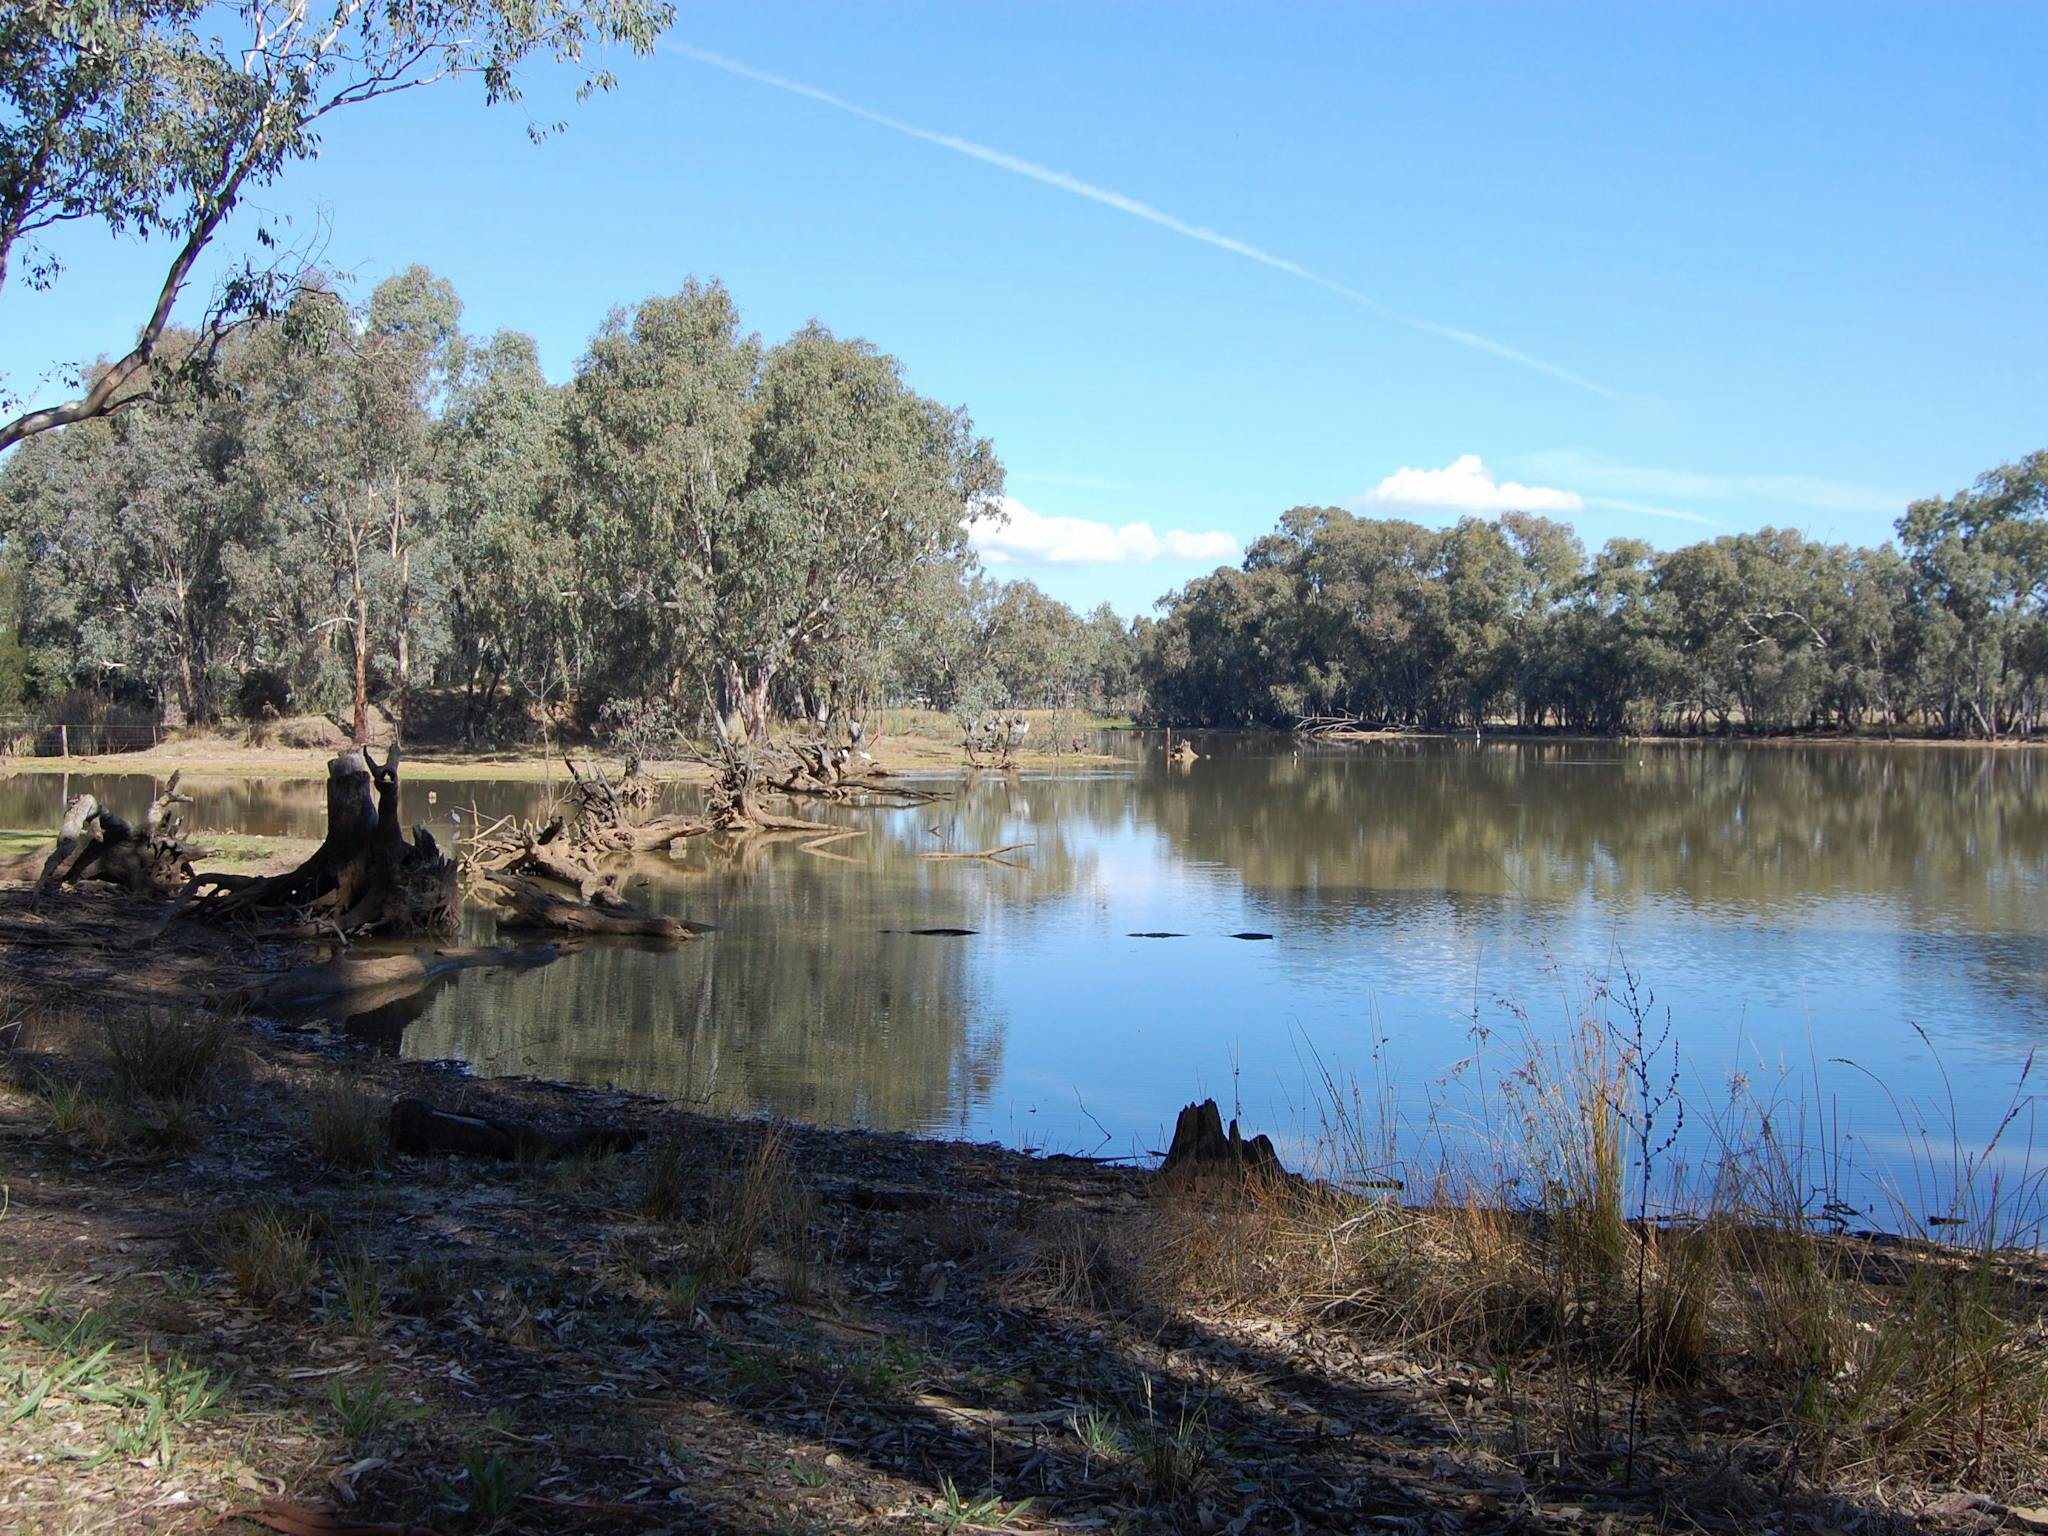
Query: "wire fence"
0 718 169 758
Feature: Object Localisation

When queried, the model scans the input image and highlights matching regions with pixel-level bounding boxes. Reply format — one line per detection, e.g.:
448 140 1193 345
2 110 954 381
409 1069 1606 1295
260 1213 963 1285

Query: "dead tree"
28 772 198 905
963 711 1030 770
171 747 458 937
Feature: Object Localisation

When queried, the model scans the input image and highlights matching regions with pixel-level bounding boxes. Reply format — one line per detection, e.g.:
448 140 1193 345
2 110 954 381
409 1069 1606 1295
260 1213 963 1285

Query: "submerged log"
1156 1099 1284 1184
486 871 694 939
247 943 565 1010
389 1096 641 1162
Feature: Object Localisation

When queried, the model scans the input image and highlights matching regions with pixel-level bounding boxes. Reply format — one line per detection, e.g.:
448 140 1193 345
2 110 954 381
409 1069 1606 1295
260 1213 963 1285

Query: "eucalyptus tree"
565 280 761 708
441 329 571 737
1 0 673 450
729 323 1002 742
568 294 1003 742
1898 451 2048 736
0 337 262 720
351 267 464 724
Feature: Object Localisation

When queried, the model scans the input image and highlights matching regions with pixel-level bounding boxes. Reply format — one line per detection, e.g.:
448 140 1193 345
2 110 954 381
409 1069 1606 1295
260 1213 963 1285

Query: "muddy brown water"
7 736 2044 1231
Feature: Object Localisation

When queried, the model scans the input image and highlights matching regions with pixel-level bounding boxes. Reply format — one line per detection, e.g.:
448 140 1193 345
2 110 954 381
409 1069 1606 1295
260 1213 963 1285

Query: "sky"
3 1 2044 616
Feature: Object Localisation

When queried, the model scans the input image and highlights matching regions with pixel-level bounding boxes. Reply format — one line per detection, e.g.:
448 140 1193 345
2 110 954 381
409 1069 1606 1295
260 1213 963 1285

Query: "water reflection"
6 740 2044 1201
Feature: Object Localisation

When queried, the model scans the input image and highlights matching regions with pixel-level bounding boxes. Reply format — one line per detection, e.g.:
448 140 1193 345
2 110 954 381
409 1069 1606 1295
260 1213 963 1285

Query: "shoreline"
0 737 1129 786
2 855 2044 1531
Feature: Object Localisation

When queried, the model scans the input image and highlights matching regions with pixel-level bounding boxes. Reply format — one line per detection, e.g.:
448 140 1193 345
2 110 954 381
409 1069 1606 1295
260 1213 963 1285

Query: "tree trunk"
352 576 371 747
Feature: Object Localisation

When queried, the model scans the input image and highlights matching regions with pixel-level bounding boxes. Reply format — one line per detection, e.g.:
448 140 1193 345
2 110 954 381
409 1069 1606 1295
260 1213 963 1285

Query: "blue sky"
4 2 2043 615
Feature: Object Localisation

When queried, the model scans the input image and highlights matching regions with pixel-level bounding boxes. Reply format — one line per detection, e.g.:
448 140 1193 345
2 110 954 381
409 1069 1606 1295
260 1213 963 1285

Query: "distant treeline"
2 263 2041 744
0 269 1138 743
1135 467 2048 737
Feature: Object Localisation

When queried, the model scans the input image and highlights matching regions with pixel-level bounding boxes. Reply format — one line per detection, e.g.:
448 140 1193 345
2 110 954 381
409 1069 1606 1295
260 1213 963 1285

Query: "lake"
8 735 2046 1231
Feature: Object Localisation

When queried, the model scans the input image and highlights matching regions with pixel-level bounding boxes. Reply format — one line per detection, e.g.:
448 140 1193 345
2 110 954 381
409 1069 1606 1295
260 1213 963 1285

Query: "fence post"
59 723 68 759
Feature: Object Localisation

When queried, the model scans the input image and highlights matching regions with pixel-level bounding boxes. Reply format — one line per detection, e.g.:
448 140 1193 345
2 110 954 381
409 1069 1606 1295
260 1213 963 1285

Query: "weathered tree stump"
1156 1099 1284 1184
172 748 457 936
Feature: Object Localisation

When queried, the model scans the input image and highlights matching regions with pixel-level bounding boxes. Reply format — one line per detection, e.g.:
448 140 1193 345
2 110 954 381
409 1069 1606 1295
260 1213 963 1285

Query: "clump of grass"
1000 1206 1136 1316
36 1074 124 1154
460 1444 537 1524
328 1369 420 1448
1132 1394 1214 1507
330 1244 387 1334
638 1134 695 1222
309 1084 386 1170
100 1011 229 1102
216 1205 316 1304
700 1125 814 1289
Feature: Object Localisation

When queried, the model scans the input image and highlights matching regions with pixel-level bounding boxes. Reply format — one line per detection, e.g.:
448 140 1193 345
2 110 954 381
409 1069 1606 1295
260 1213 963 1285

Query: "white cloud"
1353 454 1585 517
965 497 1239 567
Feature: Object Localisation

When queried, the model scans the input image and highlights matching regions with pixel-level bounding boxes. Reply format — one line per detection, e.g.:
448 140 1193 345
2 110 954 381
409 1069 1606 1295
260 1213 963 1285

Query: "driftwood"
171 749 457 937
247 943 564 1010
389 1096 640 1162
1156 1099 1284 1184
27 773 198 906
485 872 694 939
920 842 1032 863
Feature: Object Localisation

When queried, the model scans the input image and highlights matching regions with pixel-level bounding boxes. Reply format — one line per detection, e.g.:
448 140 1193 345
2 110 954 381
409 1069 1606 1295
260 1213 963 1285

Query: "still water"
8 737 2046 1224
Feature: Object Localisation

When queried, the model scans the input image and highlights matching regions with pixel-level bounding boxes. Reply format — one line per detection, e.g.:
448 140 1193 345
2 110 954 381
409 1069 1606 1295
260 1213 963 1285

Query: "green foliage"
1 0 676 450
1141 459 2048 738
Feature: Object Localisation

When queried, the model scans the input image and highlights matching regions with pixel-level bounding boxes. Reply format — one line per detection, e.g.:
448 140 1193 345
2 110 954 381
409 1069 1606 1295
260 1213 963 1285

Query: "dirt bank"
1 881 2039 1536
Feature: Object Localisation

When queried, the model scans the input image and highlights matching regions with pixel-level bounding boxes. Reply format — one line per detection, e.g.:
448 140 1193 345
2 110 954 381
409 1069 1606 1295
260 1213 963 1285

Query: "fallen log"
389 1096 641 1162
28 773 199 906
486 872 694 939
919 842 1032 863
1156 1099 1284 1185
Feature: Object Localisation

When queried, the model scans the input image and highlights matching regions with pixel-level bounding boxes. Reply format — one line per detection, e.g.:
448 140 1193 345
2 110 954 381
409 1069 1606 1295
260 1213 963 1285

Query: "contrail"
667 43 1614 400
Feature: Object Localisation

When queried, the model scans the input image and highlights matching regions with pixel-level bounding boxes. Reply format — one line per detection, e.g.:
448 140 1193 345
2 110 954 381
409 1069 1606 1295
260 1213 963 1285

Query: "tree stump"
173 748 457 936
1156 1099 1284 1185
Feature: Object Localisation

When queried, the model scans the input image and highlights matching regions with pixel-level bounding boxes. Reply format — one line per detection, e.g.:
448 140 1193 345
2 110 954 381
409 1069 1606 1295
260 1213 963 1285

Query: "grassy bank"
0 710 1130 786
0 829 315 876
1 976 2042 1535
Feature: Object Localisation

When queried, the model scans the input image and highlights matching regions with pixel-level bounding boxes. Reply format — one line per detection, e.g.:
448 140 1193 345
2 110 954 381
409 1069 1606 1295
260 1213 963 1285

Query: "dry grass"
697 1124 818 1296
309 1084 387 1170
100 1011 230 1101
215 1204 318 1304
1110 1012 2048 1497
